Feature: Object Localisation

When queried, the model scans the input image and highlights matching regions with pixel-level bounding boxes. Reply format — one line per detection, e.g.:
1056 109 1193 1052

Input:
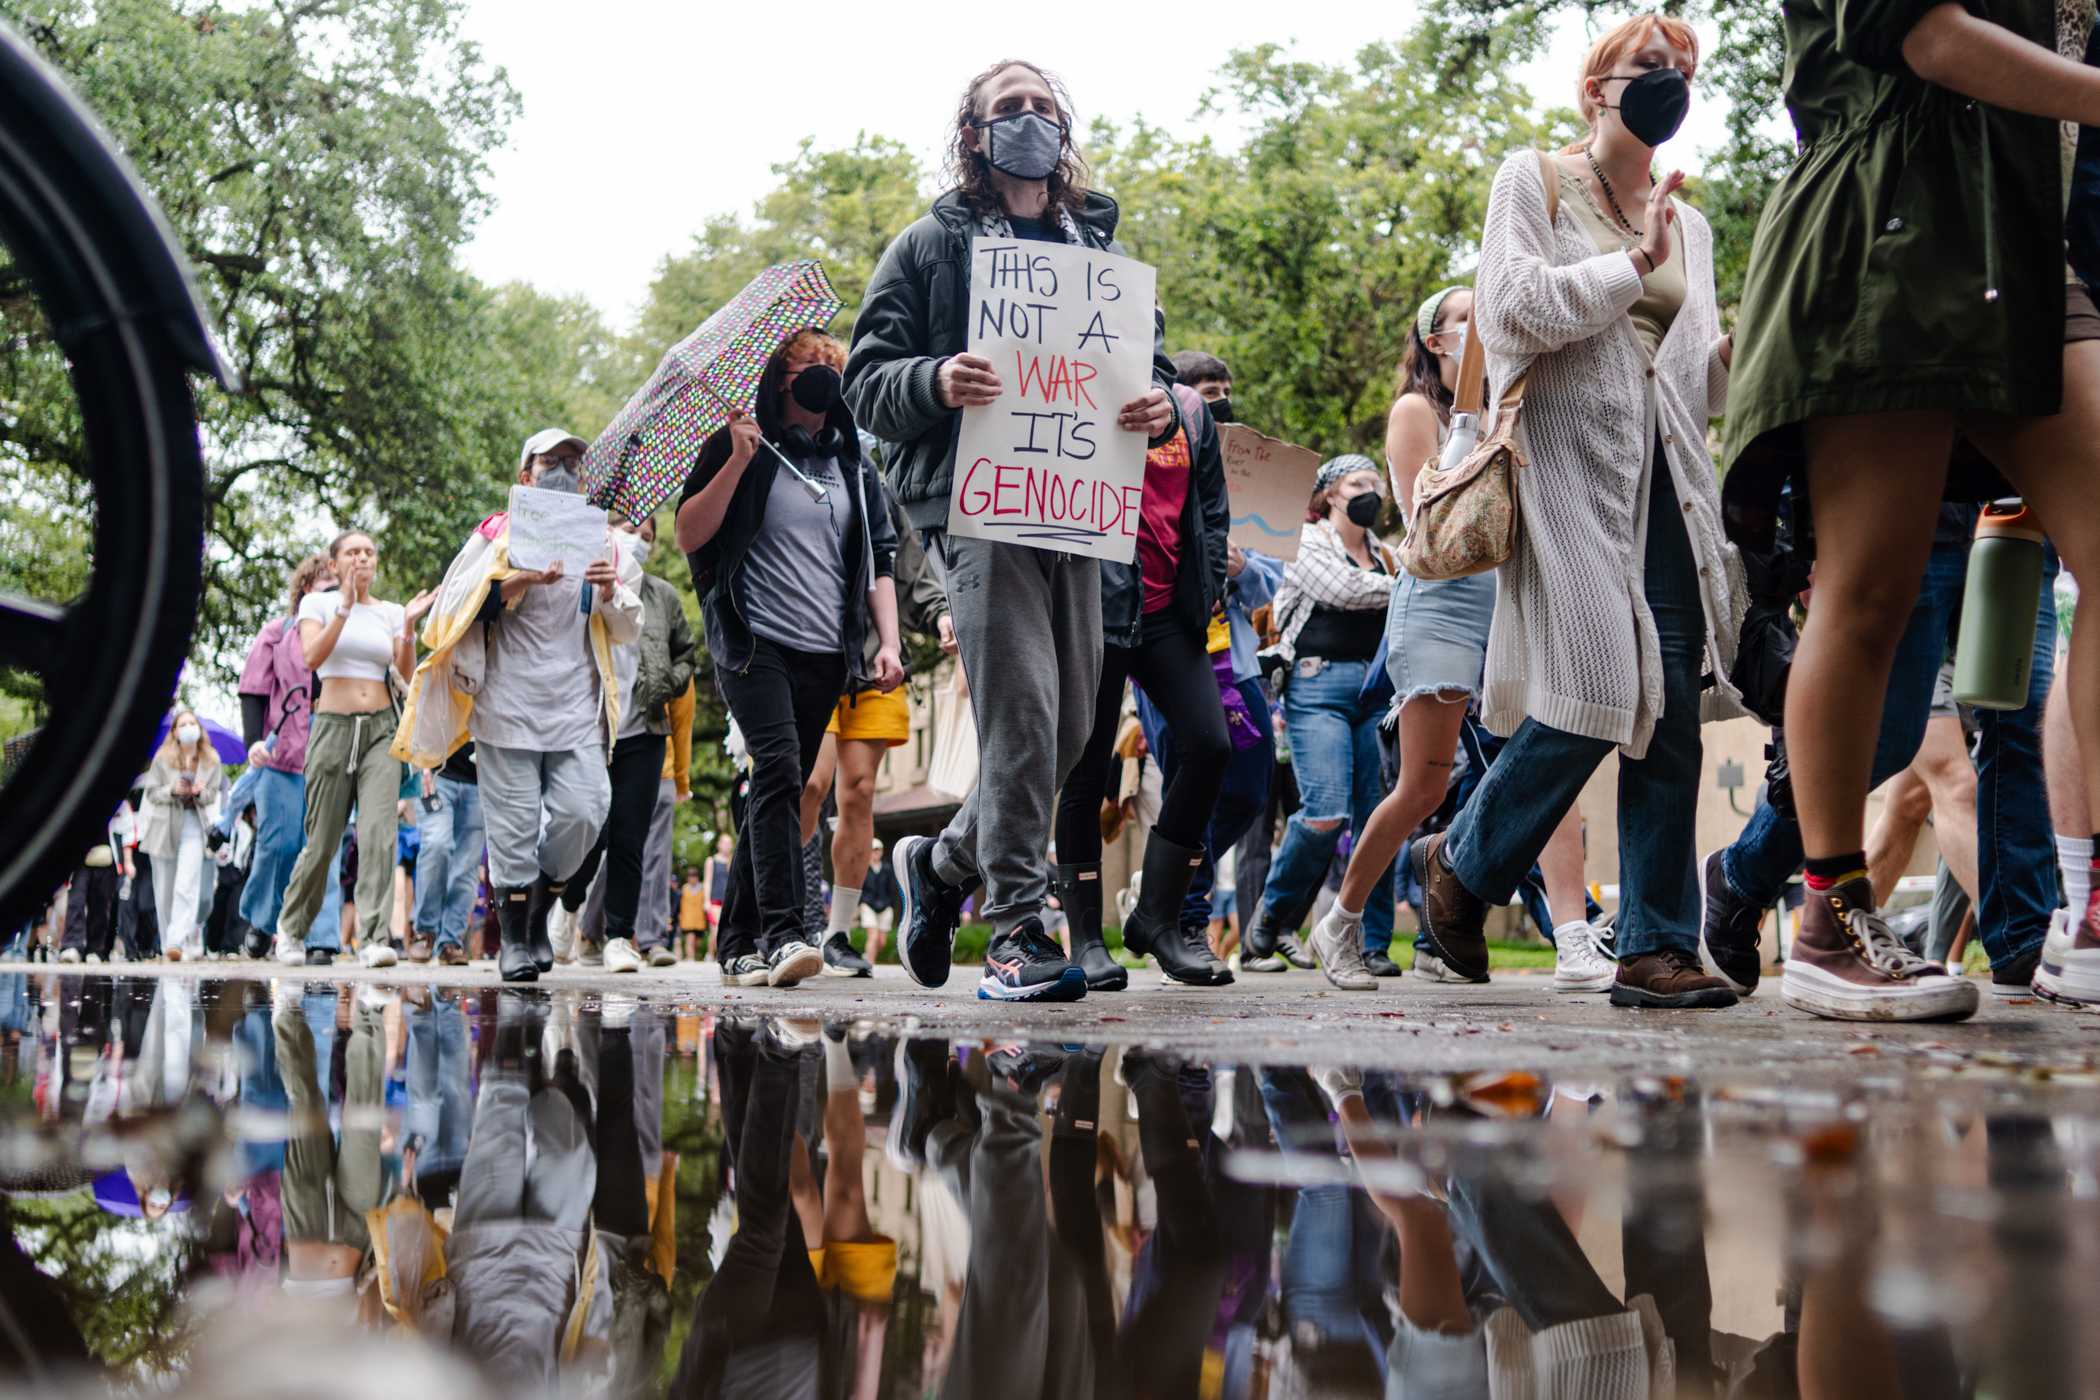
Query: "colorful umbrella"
582 259 845 523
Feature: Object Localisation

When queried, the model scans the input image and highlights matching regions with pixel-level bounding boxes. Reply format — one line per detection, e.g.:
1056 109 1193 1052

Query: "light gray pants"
639 778 676 949
930 533 1102 935
476 742 610 892
456 1068 596 1231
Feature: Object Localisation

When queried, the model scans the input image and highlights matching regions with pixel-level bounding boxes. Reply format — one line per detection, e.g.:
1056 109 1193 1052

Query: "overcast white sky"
457 2 1737 326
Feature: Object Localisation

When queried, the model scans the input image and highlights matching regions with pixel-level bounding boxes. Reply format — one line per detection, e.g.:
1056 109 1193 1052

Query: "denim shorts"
1383 570 1496 706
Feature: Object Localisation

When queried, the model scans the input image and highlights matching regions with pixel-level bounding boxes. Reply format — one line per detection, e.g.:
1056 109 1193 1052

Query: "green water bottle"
1951 501 2046 710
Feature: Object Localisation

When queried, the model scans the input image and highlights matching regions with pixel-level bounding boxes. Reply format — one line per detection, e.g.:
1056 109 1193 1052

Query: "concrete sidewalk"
28 958 2100 1080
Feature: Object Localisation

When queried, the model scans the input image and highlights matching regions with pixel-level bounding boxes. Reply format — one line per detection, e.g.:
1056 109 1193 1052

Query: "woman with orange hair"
1408 14 1749 1011
677 330 903 990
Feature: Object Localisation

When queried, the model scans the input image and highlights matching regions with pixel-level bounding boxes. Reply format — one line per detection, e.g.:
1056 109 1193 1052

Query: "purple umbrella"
151 713 247 765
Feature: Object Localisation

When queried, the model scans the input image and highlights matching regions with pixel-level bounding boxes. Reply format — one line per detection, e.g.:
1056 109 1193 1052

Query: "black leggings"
562 730 667 939
1054 610 1231 864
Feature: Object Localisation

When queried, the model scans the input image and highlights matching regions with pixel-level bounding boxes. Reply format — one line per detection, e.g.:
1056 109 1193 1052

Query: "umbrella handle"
695 378 825 501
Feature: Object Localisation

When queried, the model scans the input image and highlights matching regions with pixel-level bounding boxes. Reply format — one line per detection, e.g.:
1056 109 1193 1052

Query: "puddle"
3 974 2099 1397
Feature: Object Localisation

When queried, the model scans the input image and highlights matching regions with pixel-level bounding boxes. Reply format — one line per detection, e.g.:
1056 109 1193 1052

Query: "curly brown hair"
285 554 331 618
945 59 1089 217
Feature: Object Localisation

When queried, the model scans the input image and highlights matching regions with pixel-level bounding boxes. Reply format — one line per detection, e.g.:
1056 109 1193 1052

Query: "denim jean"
405 995 470 1182
239 765 343 948
1446 460 1704 959
1138 676 1276 929
1720 542 2058 968
1255 657 1396 953
413 775 485 947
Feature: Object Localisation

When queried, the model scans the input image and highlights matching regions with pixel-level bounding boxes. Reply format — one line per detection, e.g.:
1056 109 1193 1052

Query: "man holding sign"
846 58 1177 1003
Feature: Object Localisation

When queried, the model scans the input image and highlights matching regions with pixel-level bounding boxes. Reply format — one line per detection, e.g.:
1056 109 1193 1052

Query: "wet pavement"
4 971 2100 1397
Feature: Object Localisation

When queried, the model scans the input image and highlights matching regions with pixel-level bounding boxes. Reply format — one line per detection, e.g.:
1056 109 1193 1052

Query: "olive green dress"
1723 0 2067 509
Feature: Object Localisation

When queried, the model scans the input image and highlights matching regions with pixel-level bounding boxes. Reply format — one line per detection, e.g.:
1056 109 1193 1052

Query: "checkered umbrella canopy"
582 260 844 521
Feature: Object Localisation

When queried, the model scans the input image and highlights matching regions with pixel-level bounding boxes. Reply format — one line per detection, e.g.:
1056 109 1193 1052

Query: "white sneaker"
602 938 644 974
600 994 638 1030
358 941 399 969
356 985 393 1013
274 932 304 966
1551 921 1616 993
549 904 577 964
85 952 103 965
1307 909 1377 991
57 948 81 965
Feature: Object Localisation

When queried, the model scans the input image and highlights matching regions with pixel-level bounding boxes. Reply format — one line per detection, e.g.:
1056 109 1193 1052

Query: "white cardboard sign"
506 485 608 575
1219 425 1323 563
948 239 1159 563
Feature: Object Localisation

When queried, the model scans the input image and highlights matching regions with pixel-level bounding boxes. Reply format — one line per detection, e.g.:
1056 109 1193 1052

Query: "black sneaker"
1698 850 1764 996
887 1038 954 1171
722 952 771 987
1365 950 1404 978
978 918 1087 1002
304 946 334 966
1990 942 2042 1001
1276 931 1317 971
822 931 872 978
987 1045 1068 1098
894 835 965 989
767 940 824 988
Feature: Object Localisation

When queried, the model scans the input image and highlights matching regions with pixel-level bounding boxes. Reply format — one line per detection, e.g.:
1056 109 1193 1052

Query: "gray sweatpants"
477 742 609 892
929 533 1102 936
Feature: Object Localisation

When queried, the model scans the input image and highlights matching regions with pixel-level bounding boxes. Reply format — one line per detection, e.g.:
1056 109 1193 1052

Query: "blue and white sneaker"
894 835 964 989
978 918 1087 1003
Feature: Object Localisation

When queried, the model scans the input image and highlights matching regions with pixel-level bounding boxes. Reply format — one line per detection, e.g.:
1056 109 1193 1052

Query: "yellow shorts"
805 1236 899 1304
826 687 910 746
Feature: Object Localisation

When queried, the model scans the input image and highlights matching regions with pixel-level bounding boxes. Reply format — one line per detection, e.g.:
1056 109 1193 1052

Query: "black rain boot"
526 874 561 972
1056 862 1127 992
497 887 538 983
1121 834 1233 987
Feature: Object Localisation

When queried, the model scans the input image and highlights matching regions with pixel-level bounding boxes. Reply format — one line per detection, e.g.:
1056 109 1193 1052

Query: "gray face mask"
976 111 1064 181
534 462 582 495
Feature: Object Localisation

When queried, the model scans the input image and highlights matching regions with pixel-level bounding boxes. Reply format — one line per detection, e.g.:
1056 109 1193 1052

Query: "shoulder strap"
1535 149 1559 226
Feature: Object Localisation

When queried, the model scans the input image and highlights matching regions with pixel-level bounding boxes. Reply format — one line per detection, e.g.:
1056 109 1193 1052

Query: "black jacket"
1099 386 1230 648
843 188 1180 530
678 399 898 686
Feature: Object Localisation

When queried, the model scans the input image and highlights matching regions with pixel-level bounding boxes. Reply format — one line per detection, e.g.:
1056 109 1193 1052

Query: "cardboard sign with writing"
949 240 1159 563
1219 424 1322 562
506 485 608 575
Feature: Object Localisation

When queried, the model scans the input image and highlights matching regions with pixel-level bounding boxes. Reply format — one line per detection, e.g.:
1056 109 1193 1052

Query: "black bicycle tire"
0 42 209 931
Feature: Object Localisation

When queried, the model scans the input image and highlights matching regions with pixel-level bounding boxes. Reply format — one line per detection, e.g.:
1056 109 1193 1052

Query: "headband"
1316 454 1380 493
1415 285 1468 345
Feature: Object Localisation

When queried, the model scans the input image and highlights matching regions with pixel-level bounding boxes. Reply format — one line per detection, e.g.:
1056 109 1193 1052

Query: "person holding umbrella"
137 710 226 961
844 58 1178 1002
677 329 902 988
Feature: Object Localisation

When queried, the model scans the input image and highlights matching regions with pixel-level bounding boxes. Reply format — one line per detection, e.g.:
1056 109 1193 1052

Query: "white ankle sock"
823 1034 855 1093
2058 836 2093 912
827 886 861 938
1333 902 1363 925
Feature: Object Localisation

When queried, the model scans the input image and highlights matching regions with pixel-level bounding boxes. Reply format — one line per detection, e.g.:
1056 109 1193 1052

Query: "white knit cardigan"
1473 151 1748 758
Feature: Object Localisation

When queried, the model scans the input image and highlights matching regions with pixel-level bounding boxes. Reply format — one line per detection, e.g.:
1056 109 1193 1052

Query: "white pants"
152 811 206 954
476 743 610 892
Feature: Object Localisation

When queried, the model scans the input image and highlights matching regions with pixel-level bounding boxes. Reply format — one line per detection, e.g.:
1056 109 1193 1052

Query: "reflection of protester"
396 432 644 982
139 711 226 962
275 529 431 969
274 985 388 1301
1415 19 1746 1011
563 512 697 973
237 555 344 961
446 998 613 1387
848 58 1178 1003
677 332 902 990
641 681 697 954
1054 385 1234 989
410 741 482 966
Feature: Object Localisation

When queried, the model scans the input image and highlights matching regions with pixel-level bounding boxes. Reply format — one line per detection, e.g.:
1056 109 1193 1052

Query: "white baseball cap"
519 427 587 471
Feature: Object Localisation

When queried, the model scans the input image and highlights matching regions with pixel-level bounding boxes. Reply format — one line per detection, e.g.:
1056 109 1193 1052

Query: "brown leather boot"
1780 876 1978 1022
1610 949 1739 1009
1409 832 1490 983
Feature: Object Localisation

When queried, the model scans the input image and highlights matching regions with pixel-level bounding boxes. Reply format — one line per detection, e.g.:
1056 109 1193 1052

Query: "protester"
58 802 135 965
1305 287 1612 993
846 57 1178 1002
677 330 902 989
678 866 708 963
409 741 482 966
702 834 732 939
137 711 226 962
1726 2 2100 1019
1054 384 1234 988
1412 17 1747 1011
1242 457 1399 980
1170 349 1234 420
274 530 431 969
396 430 644 982
237 555 346 962
560 511 697 975
799 486 952 978
640 677 696 957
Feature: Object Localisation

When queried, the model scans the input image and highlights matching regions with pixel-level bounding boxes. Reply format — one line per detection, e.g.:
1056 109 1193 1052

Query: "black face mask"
790 362 842 414
1600 68 1689 149
1207 396 1235 425
1345 492 1382 528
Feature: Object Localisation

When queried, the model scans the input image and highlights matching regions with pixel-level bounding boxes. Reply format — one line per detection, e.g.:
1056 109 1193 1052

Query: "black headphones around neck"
780 424 845 458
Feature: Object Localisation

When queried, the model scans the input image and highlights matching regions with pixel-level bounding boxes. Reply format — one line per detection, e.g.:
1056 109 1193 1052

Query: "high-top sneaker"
2034 905 2100 1007
1782 876 1979 1022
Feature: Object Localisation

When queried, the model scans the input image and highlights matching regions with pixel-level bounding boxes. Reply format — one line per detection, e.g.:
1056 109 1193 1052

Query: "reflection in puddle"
1 975 2097 1397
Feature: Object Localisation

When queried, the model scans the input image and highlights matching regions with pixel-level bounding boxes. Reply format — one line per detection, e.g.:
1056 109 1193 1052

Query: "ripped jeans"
1255 655 1396 954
